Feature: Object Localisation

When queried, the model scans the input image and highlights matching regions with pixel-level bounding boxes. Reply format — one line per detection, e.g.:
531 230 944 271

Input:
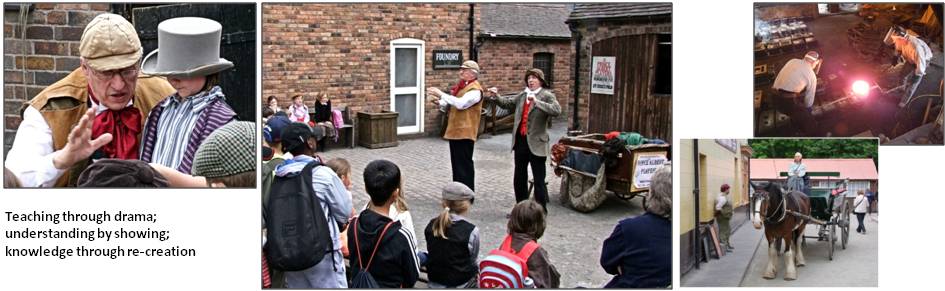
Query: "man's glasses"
87 66 139 82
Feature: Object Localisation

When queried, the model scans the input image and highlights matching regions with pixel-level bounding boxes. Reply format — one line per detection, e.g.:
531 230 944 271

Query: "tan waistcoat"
26 68 175 187
443 81 483 141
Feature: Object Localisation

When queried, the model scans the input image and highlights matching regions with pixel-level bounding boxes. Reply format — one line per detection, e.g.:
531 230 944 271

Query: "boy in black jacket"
348 160 420 288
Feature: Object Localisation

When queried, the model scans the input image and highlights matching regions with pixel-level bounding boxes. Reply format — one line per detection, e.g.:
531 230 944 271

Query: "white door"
390 39 425 134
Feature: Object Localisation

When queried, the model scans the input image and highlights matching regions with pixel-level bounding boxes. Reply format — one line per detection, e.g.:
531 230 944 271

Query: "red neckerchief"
450 78 475 97
519 97 531 136
89 87 142 159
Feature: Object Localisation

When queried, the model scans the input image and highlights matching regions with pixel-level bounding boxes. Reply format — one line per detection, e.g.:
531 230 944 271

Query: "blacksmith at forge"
771 51 823 136
885 25 933 108
426 60 484 191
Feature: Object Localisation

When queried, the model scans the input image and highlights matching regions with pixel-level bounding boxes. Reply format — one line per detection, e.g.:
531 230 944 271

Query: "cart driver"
772 51 822 136
787 152 807 192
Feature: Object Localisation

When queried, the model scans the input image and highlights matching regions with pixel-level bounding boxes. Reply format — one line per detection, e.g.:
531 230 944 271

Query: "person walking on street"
487 68 561 212
426 60 485 191
715 184 734 252
854 190 870 234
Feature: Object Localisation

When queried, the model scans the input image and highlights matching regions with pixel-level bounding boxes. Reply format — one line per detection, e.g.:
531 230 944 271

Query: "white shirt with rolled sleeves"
715 193 728 211
772 58 817 108
895 34 933 76
437 89 482 111
6 97 128 187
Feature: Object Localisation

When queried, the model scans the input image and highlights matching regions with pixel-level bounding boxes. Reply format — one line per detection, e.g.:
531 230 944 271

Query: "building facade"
680 139 751 275
567 3 673 140
749 158 879 197
263 3 576 137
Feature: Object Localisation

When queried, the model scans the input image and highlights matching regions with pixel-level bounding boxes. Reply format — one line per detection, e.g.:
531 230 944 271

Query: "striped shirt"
140 86 236 174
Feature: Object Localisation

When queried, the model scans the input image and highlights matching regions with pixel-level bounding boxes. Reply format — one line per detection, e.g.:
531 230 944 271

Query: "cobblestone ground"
318 121 645 287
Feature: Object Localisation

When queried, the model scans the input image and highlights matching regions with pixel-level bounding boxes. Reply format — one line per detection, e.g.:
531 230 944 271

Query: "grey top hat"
141 17 233 78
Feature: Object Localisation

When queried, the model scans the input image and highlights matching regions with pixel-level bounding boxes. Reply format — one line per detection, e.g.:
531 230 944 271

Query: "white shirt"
715 193 729 211
438 88 482 111
853 195 870 213
894 35 933 76
6 97 131 187
772 58 817 108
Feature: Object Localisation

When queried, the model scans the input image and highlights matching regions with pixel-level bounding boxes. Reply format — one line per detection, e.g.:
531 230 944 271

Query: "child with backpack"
348 159 420 288
269 123 352 288
480 200 560 288
424 182 480 288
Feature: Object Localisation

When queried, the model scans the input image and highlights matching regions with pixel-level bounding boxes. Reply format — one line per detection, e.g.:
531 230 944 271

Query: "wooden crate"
357 111 399 149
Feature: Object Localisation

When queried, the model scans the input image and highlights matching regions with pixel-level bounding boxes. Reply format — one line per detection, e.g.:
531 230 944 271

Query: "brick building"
568 3 673 140
477 3 573 121
262 3 576 138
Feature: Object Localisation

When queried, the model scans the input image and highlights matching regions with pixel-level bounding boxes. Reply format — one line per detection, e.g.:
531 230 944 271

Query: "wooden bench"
309 106 356 149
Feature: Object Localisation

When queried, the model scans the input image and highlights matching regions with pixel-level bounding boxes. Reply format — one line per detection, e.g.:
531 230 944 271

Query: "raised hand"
52 108 113 169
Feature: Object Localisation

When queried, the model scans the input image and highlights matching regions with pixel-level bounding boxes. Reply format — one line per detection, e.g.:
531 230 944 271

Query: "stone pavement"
681 206 763 287
317 121 643 287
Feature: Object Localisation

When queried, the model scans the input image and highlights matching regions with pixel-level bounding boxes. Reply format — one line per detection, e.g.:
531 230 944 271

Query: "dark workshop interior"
754 3 943 145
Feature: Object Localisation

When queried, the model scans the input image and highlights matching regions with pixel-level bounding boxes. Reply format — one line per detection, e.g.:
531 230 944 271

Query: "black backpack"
350 216 395 288
265 161 332 271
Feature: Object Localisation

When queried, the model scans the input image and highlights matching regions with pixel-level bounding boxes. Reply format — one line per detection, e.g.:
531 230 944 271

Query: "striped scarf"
140 86 236 173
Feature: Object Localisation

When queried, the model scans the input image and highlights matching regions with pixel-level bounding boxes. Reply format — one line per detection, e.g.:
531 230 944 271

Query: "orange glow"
852 80 870 98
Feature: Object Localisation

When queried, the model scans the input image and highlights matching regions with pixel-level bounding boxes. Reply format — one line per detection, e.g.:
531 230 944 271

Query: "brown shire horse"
750 181 811 280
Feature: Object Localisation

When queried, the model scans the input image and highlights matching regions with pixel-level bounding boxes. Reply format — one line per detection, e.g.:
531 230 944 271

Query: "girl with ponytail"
423 182 480 288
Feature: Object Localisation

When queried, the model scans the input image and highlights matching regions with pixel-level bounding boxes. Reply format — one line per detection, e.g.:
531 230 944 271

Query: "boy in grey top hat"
139 17 237 175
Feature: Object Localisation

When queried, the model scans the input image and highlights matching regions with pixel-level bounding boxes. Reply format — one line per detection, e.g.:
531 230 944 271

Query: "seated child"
348 159 420 288
424 182 479 288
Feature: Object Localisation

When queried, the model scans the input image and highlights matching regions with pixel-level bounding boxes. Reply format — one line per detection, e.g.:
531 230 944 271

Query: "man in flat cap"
426 60 485 191
6 13 175 187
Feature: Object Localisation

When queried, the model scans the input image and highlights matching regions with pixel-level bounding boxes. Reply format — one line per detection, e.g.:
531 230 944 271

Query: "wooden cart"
553 133 671 212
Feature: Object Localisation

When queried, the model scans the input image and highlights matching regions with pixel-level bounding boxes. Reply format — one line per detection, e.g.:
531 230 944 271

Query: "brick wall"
262 3 478 136
477 38 573 121
572 18 672 133
3 3 108 155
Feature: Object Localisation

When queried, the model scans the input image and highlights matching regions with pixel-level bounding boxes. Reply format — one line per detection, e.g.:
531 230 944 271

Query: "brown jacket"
510 232 560 288
443 81 483 141
26 68 175 187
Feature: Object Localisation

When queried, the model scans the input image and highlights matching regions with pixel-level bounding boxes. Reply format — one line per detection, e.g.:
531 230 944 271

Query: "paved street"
318 121 642 287
741 213 878 287
683 212 879 287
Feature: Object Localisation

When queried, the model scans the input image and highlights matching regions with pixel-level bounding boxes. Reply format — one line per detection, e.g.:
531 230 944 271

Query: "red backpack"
479 235 540 288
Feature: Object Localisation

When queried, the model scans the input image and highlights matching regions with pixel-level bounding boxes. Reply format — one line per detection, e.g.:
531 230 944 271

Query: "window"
653 34 672 95
532 52 554 88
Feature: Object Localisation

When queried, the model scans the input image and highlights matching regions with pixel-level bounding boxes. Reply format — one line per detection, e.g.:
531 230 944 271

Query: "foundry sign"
433 50 463 69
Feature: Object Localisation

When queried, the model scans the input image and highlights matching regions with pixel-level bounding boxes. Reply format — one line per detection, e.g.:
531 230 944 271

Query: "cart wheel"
841 201 850 250
829 223 836 261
